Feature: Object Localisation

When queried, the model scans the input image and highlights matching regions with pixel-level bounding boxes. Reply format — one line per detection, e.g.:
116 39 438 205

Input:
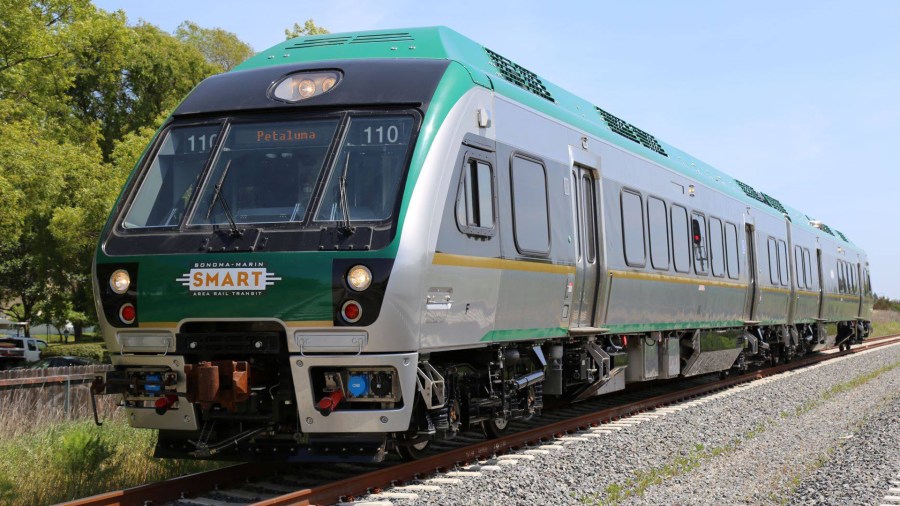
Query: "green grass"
0 417 221 505
872 320 900 338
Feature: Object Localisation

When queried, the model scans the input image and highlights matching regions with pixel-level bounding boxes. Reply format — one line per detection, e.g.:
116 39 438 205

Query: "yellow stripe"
433 252 575 275
138 322 178 329
608 269 747 290
795 289 819 297
760 286 792 295
824 293 858 301
284 320 334 327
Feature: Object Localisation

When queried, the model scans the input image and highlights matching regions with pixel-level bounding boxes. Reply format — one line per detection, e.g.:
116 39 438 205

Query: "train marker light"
341 300 362 323
347 265 372 291
119 303 136 324
109 269 131 294
272 71 342 102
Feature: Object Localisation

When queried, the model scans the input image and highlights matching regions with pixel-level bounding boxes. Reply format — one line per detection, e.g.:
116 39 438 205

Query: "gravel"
352 343 900 506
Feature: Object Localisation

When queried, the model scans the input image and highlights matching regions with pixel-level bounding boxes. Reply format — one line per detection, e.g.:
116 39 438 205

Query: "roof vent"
595 107 667 157
350 32 414 44
484 48 555 103
835 230 849 242
734 179 767 204
285 36 352 50
810 220 835 236
760 192 788 218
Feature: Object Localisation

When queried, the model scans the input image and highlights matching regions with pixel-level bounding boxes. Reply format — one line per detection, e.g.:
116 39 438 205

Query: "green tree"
175 20 254 71
285 19 329 39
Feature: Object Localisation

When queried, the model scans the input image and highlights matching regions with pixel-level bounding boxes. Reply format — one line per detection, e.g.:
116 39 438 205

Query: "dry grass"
0 395 220 505
871 309 900 338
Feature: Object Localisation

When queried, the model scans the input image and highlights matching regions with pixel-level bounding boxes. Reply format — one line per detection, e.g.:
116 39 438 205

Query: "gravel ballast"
356 343 900 505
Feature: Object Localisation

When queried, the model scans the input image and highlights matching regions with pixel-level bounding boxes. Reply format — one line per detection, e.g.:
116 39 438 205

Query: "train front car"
91 30 487 462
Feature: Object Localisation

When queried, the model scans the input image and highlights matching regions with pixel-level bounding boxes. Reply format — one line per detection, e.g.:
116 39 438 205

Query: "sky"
94 0 900 298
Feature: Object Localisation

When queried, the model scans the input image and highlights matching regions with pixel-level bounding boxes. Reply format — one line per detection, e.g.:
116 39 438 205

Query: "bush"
42 343 109 363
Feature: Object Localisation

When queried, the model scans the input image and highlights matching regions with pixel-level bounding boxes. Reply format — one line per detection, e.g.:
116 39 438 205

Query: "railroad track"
65 334 900 506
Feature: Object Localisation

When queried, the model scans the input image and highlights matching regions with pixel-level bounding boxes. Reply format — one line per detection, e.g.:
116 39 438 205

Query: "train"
90 27 874 462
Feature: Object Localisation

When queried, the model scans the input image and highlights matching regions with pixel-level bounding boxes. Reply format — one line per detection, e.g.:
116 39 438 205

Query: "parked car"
0 337 48 369
26 356 99 369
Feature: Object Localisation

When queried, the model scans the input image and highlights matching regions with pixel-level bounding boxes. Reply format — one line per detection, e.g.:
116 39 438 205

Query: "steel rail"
63 334 900 506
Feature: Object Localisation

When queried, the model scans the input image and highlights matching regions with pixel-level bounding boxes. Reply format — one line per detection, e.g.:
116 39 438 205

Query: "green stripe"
603 320 746 334
481 327 567 342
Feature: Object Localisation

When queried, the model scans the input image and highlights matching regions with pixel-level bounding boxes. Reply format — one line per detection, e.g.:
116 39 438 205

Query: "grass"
871 309 900 338
0 416 221 505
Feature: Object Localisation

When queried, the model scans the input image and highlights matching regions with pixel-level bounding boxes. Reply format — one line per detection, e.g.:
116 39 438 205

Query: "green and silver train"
91 27 874 461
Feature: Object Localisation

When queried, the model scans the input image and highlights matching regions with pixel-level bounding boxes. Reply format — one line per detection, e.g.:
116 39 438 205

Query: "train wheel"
483 416 510 439
396 435 431 460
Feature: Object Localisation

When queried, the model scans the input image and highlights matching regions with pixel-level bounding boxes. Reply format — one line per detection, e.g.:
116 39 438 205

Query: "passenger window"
455 157 495 236
671 205 690 273
777 240 789 286
27 341 37 351
691 212 708 275
582 176 596 263
647 197 669 271
708 217 725 277
803 248 816 290
621 189 646 267
837 261 845 293
725 222 739 279
794 246 805 289
767 237 778 284
511 156 550 254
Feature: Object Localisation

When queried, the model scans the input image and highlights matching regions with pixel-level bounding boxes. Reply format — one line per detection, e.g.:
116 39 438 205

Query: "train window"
621 190 646 267
851 264 857 293
691 213 708 275
804 248 815 289
455 156 495 236
511 155 550 255
582 176 597 263
794 246 805 289
647 197 669 271
777 240 789 286
767 237 778 284
123 124 224 228
708 217 725 277
725 222 739 279
314 116 414 224
837 260 845 293
671 205 690 273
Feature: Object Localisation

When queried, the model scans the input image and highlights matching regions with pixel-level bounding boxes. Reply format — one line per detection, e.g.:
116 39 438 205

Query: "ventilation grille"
285 36 352 49
484 48 554 103
595 107 667 157
286 32 413 50
818 223 835 236
350 32 414 44
835 230 849 242
735 179 767 204
761 193 788 217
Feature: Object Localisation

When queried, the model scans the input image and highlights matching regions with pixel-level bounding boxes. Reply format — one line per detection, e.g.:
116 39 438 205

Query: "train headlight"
109 269 131 294
272 71 342 102
347 265 372 292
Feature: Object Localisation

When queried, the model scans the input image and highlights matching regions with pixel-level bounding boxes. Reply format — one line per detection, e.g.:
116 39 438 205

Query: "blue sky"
95 1 900 297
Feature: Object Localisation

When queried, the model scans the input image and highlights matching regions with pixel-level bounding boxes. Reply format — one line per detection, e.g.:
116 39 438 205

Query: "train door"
856 260 863 317
744 224 758 322
571 166 599 328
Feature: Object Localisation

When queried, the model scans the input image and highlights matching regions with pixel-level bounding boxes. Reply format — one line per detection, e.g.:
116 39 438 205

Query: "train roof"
237 26 854 247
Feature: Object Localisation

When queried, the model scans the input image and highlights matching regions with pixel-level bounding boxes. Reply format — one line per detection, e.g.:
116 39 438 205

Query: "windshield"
190 119 339 226
120 114 416 230
315 116 414 222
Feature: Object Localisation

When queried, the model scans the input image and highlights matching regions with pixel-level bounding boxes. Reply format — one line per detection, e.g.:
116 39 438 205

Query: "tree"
175 21 254 72
285 19 329 39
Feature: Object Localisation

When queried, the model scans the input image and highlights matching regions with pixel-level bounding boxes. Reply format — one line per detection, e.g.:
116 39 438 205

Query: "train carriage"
91 27 873 461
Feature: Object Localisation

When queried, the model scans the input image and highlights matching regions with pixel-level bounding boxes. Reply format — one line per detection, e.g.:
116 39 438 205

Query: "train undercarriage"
92 320 870 462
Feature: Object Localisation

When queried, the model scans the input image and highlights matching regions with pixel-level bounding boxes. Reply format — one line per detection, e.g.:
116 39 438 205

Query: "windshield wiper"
205 160 242 237
337 154 354 234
